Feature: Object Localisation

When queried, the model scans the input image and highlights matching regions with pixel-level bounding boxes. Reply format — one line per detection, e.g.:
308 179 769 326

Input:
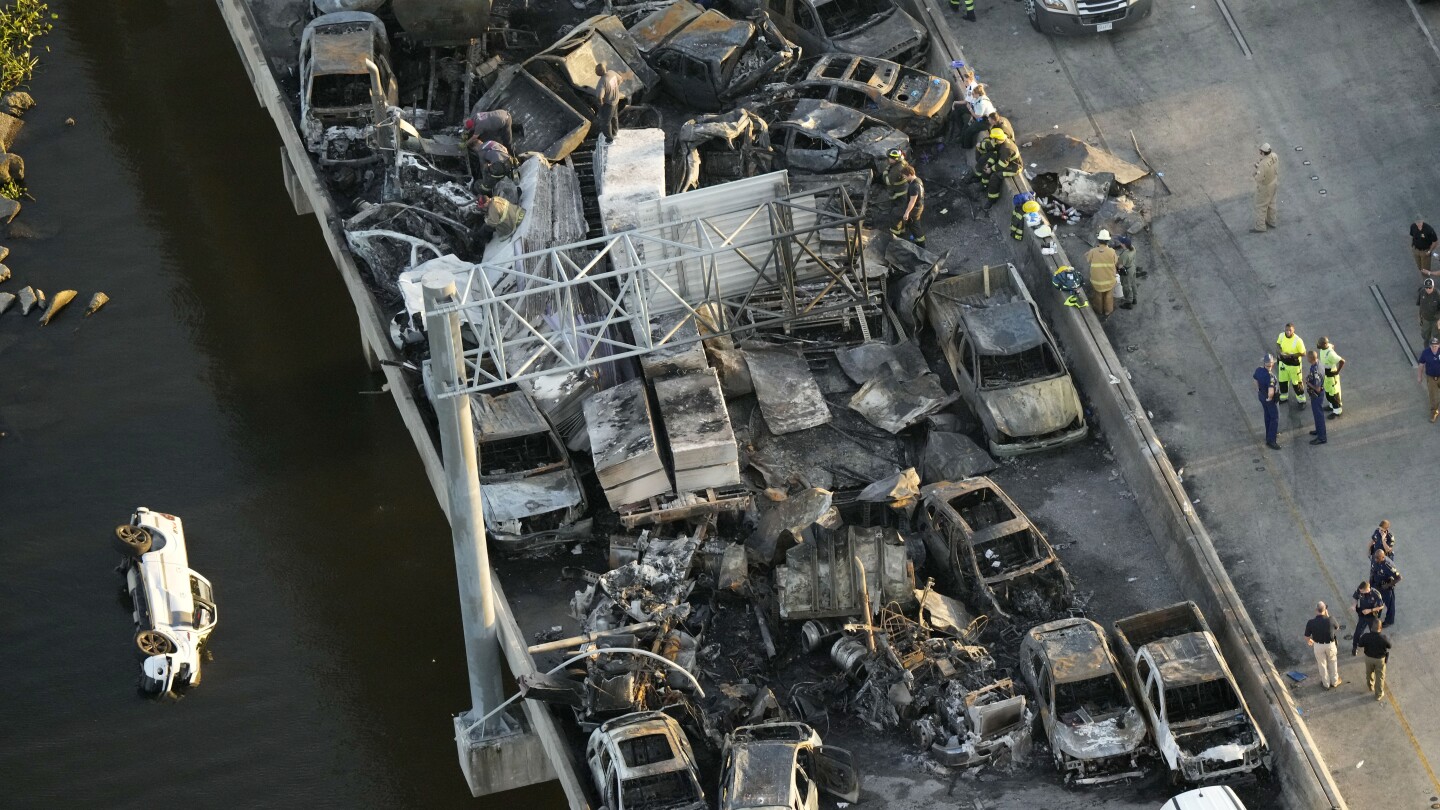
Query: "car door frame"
812 745 860 802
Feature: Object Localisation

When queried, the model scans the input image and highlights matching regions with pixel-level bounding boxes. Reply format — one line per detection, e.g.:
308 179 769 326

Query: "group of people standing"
1304 521 1400 701
1252 326 1345 449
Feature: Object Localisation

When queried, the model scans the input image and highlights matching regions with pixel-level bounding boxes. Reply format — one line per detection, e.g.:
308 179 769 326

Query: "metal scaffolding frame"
428 184 873 397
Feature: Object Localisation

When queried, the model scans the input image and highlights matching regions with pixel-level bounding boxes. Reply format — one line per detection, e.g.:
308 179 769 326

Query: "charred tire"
1025 0 1041 31
114 524 153 556
136 629 176 656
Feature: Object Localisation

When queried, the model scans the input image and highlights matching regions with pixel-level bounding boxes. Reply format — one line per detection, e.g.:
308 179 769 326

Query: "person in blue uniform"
1370 549 1402 628
1369 520 1396 560
1305 350 1326 445
1352 580 1384 655
1254 354 1280 449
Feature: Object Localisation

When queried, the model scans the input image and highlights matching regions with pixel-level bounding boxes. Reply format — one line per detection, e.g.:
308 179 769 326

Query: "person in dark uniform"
1369 520 1396 560
890 165 925 246
1305 350 1327 445
1254 354 1281 450
462 109 514 152
1358 627 1391 701
1370 549 1401 628
1352 580 1384 655
1304 601 1341 689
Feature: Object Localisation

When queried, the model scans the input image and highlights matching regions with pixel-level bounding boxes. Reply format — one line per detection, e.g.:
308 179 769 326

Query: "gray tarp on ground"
1022 134 1149 186
482 470 585 523
848 373 956 434
744 343 832 435
921 432 996 482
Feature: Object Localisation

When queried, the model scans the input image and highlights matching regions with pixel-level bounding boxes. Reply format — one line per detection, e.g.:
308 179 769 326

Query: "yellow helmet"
1022 200 1040 214
989 128 1007 142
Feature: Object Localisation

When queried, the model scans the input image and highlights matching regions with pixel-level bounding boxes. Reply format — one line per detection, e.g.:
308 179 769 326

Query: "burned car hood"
482 468 584 524
979 376 1081 438
852 125 909 163
1053 709 1147 760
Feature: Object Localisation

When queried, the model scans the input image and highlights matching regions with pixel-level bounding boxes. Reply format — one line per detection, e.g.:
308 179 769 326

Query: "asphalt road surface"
956 0 1440 805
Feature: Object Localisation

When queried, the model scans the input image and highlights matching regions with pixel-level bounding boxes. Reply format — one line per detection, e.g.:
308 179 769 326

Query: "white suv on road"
115 507 217 696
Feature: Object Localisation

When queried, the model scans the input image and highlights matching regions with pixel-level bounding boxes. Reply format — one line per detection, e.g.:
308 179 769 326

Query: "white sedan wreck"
114 508 217 696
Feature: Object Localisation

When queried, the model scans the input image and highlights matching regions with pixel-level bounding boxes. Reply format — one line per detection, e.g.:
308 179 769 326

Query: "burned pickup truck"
473 390 590 552
925 264 1087 456
918 477 1074 625
757 0 928 66
1020 618 1148 785
299 11 398 158
631 1 798 112
1113 603 1269 784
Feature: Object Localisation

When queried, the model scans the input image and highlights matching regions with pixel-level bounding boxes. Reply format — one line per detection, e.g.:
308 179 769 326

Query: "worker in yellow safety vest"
1317 336 1345 417
1275 323 1307 405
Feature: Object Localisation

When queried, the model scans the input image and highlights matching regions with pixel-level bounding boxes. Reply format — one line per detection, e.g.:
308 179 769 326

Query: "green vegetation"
0 0 52 93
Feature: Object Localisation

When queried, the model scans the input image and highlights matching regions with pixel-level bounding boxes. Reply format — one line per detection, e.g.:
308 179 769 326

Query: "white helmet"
1096 229 1111 242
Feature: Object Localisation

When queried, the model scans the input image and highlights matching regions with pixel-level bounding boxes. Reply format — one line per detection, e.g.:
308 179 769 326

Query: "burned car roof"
1149 631 1229 685
1027 618 1117 685
725 743 798 808
631 3 752 56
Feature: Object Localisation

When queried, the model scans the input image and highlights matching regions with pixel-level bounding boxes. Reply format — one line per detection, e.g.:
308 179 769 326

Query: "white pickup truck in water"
115 508 217 697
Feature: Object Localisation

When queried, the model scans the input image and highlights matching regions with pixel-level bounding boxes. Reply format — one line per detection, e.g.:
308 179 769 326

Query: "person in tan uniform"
1253 143 1279 232
1084 229 1119 318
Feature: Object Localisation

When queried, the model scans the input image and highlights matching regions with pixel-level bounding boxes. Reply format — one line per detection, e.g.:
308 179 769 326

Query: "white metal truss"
428 184 873 397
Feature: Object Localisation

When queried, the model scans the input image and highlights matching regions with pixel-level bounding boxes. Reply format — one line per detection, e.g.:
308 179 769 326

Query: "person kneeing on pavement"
1417 336 1440 422
1275 323 1306 407
1304 601 1341 689
1358 626 1391 702
1305 350 1327 445
1254 354 1281 450
1371 548 1401 628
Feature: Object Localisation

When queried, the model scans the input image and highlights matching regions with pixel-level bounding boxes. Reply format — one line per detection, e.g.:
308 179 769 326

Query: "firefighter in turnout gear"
890 165 925 245
1052 265 1088 308
1317 336 1345 417
1275 323 1307 405
884 149 910 204
950 0 976 22
1011 194 1038 241
978 128 1020 207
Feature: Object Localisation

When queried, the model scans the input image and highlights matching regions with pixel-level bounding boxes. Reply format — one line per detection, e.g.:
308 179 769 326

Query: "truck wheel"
114 525 152 556
1025 0 1041 31
136 630 176 656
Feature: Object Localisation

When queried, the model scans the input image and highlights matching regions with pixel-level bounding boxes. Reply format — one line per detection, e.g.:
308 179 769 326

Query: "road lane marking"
1211 0 1253 58
1372 284 1418 364
1405 0 1440 66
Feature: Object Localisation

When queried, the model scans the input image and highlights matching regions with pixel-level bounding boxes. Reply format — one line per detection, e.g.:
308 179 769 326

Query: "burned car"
1114 603 1270 784
631 1 799 112
924 264 1087 456
786 55 950 140
761 99 909 177
759 0 927 65
1021 618 1148 785
586 711 707 810
298 11 398 157
472 390 591 552
918 477 1075 624
718 722 860 810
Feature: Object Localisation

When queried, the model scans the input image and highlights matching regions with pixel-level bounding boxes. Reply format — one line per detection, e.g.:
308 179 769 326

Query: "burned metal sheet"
743 344 831 435
752 488 841 563
920 432 996 483
482 470 585 524
835 341 929 384
846 372 955 435
1022 134 1149 186
774 524 915 619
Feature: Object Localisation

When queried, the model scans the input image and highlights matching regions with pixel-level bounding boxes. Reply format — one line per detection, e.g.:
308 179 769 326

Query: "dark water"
0 3 561 807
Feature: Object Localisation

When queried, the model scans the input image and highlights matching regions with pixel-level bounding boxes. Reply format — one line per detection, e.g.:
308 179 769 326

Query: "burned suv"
1021 618 1148 785
919 477 1075 625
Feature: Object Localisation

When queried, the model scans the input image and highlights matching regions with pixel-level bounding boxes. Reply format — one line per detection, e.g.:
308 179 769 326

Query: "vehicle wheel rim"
137 631 174 655
1026 0 1036 19
116 525 148 549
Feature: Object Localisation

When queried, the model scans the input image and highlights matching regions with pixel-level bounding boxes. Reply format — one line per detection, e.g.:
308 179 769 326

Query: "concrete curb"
899 2 1346 807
